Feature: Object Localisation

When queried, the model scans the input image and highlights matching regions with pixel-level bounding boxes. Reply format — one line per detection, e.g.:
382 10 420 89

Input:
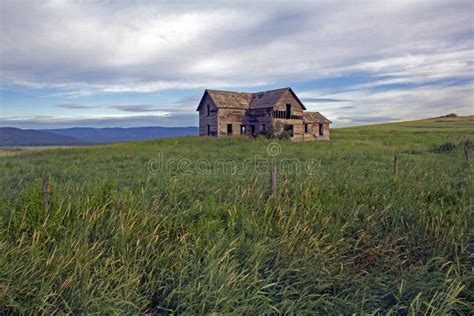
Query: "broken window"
240 125 246 134
319 124 324 136
304 124 308 133
284 124 294 137
227 124 233 135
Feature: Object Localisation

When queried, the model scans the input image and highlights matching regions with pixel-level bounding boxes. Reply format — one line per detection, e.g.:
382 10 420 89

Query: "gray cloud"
53 103 96 109
1 1 472 128
338 106 357 110
337 116 399 125
52 103 169 113
107 104 162 112
302 81 473 127
301 97 350 103
1 1 472 94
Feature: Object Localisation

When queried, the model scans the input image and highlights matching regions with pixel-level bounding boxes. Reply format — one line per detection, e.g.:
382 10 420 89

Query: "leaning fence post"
270 167 277 197
464 141 470 161
394 155 400 175
42 175 52 211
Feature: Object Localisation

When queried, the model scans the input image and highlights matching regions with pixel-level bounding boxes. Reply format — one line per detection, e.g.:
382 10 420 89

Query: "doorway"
251 125 256 136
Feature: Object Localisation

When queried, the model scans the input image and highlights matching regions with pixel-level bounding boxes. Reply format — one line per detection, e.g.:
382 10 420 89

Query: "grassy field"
1 116 473 314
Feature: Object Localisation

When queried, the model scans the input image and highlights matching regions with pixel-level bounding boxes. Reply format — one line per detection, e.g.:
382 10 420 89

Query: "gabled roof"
249 87 306 110
303 112 332 124
196 87 307 111
248 88 286 109
196 89 251 111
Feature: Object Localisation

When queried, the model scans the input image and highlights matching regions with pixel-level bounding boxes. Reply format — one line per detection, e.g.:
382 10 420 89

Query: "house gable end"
196 90 216 112
273 88 306 112
285 88 306 110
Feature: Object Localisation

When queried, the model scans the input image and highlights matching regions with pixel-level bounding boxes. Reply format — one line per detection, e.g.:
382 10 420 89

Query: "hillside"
0 127 83 146
0 126 198 146
0 116 472 314
45 126 198 143
345 115 474 131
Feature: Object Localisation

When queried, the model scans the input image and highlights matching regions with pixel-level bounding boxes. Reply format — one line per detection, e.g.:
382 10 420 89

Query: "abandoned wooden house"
196 87 331 141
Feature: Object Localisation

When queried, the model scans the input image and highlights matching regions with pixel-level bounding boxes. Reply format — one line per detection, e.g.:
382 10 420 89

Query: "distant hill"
0 126 198 146
0 127 83 146
340 115 473 131
46 126 198 144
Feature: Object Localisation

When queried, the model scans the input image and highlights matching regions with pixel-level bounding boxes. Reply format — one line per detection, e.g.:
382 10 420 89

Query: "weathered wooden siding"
198 94 218 136
269 91 306 141
321 123 330 140
245 108 273 135
217 108 247 136
302 122 330 141
303 123 317 141
274 90 304 115
247 108 273 119
273 118 304 141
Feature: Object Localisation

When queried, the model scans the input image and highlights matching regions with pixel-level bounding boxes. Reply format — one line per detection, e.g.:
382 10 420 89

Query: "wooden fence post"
464 141 470 161
270 167 277 197
394 155 400 175
42 175 51 211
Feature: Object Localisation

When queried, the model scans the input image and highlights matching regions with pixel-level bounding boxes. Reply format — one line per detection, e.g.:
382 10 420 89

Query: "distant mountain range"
0 126 198 146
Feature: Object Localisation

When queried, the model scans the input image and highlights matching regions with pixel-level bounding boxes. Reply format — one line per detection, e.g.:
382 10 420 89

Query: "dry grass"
0 116 472 313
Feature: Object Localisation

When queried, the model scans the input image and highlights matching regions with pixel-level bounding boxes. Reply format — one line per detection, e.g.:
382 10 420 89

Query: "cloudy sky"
0 0 473 128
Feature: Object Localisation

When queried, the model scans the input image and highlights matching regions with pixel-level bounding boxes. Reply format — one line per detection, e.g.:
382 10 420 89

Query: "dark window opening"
284 124 294 137
319 124 324 136
206 104 210 116
207 124 211 136
240 125 246 135
286 103 291 119
251 125 256 135
262 124 266 132
227 124 233 135
304 124 308 133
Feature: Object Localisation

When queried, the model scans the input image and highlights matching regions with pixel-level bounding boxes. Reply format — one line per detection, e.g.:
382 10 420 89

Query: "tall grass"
0 117 473 313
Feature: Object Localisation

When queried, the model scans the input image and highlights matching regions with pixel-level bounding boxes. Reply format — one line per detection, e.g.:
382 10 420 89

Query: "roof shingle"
197 87 307 111
206 90 252 109
303 112 332 123
249 88 289 109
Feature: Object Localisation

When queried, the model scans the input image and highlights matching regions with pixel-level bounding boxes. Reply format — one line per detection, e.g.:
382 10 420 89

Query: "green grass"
1 116 473 314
